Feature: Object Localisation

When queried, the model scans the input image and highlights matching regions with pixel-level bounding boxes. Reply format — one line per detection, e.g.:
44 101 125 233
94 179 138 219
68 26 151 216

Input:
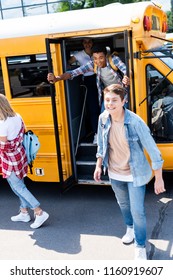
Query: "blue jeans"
7 172 40 210
110 179 146 247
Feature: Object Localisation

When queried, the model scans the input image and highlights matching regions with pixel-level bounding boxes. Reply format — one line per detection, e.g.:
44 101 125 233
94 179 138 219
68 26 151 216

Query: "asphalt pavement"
0 173 173 260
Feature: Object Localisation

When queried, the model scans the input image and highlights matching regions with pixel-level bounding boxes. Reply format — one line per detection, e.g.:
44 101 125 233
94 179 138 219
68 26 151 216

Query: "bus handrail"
75 85 87 156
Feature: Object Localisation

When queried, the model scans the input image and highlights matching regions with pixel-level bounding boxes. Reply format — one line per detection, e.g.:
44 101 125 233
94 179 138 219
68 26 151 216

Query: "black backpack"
152 96 173 140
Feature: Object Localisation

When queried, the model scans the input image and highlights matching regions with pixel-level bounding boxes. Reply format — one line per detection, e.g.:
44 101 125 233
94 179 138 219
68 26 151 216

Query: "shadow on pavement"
0 172 173 259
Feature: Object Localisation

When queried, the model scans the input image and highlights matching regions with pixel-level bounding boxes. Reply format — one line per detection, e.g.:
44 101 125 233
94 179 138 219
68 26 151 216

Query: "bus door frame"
123 30 135 112
46 38 77 190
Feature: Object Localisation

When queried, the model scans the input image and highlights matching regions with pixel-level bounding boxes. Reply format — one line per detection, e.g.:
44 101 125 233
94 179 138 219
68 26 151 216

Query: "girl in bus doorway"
93 84 165 260
0 94 49 229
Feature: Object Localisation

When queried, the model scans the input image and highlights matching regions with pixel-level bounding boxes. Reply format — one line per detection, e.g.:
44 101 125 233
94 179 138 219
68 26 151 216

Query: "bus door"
46 38 77 188
46 30 133 186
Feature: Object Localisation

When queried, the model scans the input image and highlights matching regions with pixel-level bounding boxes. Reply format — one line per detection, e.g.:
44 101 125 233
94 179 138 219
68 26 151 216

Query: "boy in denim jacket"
94 84 165 260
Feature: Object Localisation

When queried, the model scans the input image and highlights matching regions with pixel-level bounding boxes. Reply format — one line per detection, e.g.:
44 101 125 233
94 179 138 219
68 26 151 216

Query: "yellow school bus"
0 1 172 187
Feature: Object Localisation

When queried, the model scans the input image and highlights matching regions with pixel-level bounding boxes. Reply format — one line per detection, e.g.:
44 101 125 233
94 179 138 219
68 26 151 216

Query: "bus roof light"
162 21 168 33
143 16 151 31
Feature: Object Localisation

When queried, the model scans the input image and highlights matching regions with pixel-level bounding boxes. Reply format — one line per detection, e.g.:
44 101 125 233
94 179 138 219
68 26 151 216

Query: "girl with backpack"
0 94 49 229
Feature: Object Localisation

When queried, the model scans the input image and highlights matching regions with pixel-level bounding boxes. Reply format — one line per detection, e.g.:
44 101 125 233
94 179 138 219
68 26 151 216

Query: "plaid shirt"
0 122 28 179
70 55 127 105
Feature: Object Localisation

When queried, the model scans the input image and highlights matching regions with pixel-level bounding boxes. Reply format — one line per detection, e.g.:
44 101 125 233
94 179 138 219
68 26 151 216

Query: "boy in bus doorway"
47 45 130 144
93 84 165 260
0 94 49 229
68 38 100 144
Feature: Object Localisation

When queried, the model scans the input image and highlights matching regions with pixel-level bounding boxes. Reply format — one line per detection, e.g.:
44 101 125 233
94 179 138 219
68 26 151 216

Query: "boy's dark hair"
103 84 126 101
91 44 107 55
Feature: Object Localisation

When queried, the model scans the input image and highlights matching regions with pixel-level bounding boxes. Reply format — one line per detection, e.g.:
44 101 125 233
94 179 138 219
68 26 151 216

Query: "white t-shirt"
74 50 94 76
0 114 22 140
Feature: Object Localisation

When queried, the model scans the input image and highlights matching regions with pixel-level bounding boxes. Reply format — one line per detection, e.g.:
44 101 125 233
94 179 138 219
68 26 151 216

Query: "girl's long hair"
0 94 16 120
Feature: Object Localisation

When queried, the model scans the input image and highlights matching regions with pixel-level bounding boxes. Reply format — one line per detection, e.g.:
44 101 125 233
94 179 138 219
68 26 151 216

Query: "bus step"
76 142 106 181
76 143 97 161
76 161 96 176
76 160 96 165
78 175 110 185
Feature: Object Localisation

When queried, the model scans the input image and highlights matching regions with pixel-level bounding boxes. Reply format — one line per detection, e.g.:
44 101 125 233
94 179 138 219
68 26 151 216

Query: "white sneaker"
122 227 134 244
11 212 31 222
135 247 147 260
93 133 97 145
30 211 49 229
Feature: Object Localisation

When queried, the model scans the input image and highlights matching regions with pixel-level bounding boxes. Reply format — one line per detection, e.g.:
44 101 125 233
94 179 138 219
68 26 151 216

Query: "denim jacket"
96 108 164 187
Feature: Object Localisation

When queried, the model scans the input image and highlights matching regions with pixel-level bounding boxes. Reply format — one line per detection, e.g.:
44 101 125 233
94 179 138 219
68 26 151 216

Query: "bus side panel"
10 98 60 182
0 35 46 56
1 37 73 183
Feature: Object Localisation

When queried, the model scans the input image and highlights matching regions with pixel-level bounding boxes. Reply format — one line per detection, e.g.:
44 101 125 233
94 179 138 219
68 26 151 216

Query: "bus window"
7 54 50 98
147 65 173 142
0 60 5 95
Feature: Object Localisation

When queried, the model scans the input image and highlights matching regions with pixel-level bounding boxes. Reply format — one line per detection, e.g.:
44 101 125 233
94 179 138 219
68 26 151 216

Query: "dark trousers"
83 74 100 134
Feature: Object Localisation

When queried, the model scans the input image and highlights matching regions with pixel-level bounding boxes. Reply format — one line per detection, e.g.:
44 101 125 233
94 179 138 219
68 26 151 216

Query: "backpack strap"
93 62 97 73
29 163 33 174
107 51 119 71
